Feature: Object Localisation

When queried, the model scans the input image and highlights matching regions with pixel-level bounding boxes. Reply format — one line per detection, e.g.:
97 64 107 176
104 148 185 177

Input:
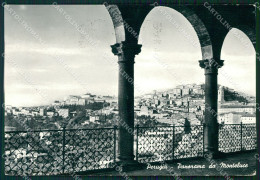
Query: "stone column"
111 41 141 166
199 58 224 158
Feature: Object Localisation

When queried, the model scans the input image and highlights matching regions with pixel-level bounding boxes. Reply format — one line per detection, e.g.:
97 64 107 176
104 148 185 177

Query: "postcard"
0 0 259 179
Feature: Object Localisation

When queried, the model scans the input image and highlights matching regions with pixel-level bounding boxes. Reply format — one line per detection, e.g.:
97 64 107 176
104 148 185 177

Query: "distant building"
78 98 86 106
173 88 182 96
70 111 77 117
81 93 93 99
190 98 204 104
193 88 204 95
32 111 39 116
218 112 242 124
186 84 196 88
218 86 225 104
218 105 255 114
52 101 60 107
89 114 99 123
13 109 21 116
189 106 198 113
20 109 29 115
57 109 69 118
241 114 256 124
160 99 169 106
47 111 54 117
65 95 81 105
139 106 150 116
143 94 153 99
103 95 117 104
40 108 46 116
5 108 12 115
182 88 190 96
112 109 119 114
174 100 183 106
154 99 160 106
194 84 203 89
94 98 105 103
176 85 185 89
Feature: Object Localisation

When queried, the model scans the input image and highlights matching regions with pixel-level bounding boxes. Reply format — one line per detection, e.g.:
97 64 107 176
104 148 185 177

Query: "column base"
114 160 145 172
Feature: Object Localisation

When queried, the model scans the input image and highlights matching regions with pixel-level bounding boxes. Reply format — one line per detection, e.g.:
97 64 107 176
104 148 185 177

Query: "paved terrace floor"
85 151 257 176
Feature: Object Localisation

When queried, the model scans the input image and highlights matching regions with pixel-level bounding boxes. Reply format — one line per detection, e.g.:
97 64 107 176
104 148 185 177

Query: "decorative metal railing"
135 126 173 163
4 124 256 175
4 127 117 176
135 125 204 163
218 123 256 153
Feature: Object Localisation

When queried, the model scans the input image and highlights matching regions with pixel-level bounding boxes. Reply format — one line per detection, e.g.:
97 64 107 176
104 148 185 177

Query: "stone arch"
220 26 256 62
231 25 256 51
105 5 125 43
141 5 213 59
105 4 213 59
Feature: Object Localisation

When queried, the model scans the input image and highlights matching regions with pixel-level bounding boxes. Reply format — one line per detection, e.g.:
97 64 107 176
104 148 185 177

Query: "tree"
184 118 191 134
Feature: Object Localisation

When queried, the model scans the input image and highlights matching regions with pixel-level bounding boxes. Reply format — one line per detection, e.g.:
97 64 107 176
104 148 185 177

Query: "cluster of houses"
5 84 256 131
134 84 206 126
4 93 118 129
217 86 256 124
133 84 256 126
52 93 116 106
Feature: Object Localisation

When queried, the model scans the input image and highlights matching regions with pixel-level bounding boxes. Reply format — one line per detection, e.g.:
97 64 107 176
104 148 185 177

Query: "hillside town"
4 83 257 174
4 84 256 131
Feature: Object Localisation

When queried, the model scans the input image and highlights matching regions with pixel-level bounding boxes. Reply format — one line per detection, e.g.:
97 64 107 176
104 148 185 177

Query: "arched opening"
136 6 207 96
218 28 256 152
220 28 255 102
134 6 207 160
4 5 117 126
4 4 120 175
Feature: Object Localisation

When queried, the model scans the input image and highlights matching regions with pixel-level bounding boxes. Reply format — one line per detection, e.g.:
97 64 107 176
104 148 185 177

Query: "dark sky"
4 5 255 107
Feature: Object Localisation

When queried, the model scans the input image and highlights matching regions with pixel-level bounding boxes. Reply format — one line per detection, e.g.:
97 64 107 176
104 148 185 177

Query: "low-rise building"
47 111 54 117
218 105 255 114
218 112 242 124
40 108 46 116
173 88 182 96
57 108 69 118
241 114 256 124
89 114 99 123
182 88 190 96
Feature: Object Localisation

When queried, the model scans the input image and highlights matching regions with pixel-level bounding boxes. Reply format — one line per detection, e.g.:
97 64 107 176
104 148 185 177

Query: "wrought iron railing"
4 127 117 176
135 125 204 163
218 123 256 153
4 124 256 175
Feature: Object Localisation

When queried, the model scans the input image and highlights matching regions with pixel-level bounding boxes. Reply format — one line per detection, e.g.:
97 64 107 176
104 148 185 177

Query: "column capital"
111 41 142 63
199 59 224 75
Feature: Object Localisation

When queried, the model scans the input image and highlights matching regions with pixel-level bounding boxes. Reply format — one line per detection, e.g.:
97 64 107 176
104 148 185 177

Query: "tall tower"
218 86 225 104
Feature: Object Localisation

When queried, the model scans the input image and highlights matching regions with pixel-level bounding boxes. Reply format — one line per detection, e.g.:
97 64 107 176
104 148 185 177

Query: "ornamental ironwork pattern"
4 128 117 176
136 125 204 163
136 126 173 163
63 128 116 174
218 124 241 153
4 124 256 175
242 124 256 151
4 130 63 176
174 125 204 159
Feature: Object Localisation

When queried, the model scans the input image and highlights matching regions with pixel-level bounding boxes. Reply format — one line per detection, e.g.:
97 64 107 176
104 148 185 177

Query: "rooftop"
242 114 256 117
220 105 255 108
219 112 255 116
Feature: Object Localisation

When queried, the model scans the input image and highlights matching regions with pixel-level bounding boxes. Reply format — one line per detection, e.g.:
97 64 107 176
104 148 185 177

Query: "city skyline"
4 5 256 107
5 82 255 108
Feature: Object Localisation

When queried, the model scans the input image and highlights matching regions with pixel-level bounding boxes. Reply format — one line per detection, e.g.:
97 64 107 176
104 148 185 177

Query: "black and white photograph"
0 0 259 179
